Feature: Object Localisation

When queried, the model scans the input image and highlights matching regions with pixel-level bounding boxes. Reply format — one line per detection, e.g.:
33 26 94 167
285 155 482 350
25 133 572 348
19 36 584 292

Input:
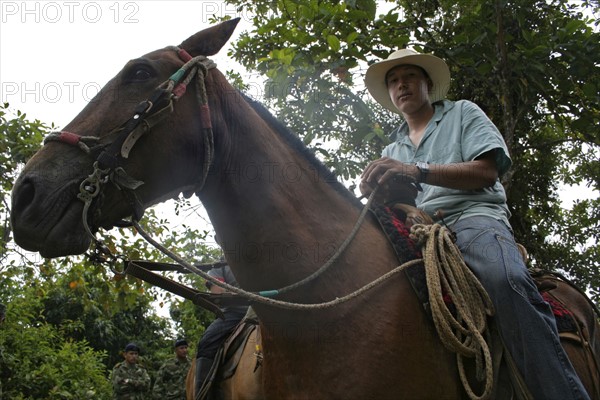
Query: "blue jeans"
452 216 589 400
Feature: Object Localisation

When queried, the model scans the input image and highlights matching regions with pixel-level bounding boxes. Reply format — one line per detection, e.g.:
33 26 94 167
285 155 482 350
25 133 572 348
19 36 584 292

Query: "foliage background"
1 0 599 398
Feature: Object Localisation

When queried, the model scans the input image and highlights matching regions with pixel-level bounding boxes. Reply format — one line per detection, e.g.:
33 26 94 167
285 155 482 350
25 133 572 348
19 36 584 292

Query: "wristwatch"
415 161 430 183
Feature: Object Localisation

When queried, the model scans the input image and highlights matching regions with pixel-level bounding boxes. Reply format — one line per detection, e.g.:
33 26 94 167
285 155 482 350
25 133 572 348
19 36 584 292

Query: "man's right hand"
360 157 419 205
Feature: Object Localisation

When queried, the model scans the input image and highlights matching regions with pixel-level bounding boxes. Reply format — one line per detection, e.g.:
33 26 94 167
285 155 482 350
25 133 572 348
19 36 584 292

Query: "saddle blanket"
370 205 577 334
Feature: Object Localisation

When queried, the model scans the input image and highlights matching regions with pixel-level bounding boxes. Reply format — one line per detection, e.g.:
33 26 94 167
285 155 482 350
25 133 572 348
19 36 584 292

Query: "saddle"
530 270 600 399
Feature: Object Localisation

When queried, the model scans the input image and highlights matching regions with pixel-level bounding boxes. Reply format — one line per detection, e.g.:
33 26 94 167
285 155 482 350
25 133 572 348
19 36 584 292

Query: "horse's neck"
199 98 361 293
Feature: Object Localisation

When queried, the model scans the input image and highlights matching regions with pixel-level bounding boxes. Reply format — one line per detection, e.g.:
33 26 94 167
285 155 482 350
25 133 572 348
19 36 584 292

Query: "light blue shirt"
382 100 512 226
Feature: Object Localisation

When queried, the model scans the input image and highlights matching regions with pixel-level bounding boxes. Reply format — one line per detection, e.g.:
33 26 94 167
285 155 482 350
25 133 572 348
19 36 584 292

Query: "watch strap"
415 161 429 183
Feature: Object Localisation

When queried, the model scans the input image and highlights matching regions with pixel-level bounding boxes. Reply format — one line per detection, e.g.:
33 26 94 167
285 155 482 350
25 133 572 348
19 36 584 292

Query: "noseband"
43 47 216 241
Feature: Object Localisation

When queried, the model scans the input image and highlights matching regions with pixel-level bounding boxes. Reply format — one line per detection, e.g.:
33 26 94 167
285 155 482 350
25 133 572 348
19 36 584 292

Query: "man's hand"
360 157 420 205
393 204 434 227
361 157 420 186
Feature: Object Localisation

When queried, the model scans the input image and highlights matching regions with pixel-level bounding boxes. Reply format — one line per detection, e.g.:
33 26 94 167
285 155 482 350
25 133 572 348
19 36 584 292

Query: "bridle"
43 47 217 249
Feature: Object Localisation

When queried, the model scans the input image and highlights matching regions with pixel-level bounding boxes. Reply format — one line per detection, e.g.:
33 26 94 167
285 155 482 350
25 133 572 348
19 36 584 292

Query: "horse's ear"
180 18 241 57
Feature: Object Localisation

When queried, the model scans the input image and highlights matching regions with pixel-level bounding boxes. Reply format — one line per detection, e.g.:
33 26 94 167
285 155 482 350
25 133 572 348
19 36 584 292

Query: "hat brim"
365 53 450 114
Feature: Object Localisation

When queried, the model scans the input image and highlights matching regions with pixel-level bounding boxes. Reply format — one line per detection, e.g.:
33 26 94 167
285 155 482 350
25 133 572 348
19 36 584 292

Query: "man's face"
175 344 189 359
385 65 432 114
124 350 139 365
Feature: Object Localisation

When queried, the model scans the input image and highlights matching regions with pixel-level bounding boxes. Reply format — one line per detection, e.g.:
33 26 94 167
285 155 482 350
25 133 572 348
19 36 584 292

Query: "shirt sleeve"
223 265 239 287
112 365 128 394
459 101 512 176
206 267 226 289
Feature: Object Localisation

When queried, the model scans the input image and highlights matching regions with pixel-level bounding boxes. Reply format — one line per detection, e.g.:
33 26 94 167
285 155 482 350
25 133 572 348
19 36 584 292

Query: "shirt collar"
390 100 456 142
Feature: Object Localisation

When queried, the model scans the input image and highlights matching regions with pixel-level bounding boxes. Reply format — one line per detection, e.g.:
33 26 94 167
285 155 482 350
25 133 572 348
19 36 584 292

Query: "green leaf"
347 31 359 44
327 34 341 52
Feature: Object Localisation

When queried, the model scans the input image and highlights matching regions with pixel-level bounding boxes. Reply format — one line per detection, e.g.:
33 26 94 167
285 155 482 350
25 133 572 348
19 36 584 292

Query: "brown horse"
10 19 599 399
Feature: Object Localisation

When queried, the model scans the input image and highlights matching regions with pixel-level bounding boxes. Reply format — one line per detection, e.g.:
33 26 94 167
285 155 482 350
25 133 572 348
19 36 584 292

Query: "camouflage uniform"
111 361 151 400
152 356 191 399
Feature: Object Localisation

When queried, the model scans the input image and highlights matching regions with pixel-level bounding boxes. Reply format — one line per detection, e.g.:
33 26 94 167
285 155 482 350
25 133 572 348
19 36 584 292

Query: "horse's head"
11 18 240 257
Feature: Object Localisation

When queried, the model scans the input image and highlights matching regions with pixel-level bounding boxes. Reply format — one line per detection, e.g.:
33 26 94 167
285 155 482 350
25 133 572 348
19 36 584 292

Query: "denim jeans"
452 216 589 400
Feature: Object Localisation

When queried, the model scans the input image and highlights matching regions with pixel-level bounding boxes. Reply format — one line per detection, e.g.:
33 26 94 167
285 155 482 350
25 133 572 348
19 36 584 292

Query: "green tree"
0 265 112 399
217 0 600 303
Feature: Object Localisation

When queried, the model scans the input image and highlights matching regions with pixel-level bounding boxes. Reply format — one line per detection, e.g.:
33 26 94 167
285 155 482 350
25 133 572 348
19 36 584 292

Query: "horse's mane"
241 92 363 209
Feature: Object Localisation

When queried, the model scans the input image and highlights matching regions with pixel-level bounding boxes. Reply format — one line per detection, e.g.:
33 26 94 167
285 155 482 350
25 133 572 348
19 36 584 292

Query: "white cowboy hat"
365 49 450 113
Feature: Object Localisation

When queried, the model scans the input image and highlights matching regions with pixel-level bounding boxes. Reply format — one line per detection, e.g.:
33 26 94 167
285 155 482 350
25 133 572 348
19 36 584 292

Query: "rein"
132 201 495 400
129 186 426 310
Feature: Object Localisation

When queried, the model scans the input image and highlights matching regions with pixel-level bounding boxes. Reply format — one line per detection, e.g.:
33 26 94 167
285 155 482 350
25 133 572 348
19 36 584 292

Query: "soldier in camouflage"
152 339 191 399
111 343 151 399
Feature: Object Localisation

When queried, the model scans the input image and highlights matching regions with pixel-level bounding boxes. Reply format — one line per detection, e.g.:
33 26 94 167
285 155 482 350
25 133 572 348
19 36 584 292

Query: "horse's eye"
133 69 152 81
124 64 155 83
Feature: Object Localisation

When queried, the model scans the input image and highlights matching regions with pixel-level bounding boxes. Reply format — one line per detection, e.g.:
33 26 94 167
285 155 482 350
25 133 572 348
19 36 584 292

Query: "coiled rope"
410 223 495 400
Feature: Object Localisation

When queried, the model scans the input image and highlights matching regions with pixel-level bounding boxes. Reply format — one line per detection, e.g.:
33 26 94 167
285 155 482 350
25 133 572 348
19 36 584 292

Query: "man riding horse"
360 48 590 399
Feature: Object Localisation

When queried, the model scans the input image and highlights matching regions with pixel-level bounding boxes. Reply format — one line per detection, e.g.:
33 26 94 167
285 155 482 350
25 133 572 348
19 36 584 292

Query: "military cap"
124 342 140 352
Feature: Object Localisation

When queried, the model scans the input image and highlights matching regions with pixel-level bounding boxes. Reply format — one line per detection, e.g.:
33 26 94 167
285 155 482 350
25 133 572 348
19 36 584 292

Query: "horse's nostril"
12 178 36 215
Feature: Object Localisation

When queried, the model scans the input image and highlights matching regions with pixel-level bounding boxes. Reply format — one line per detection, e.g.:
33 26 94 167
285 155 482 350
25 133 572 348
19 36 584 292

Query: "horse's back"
221 327 263 400
534 272 600 399
186 327 263 400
